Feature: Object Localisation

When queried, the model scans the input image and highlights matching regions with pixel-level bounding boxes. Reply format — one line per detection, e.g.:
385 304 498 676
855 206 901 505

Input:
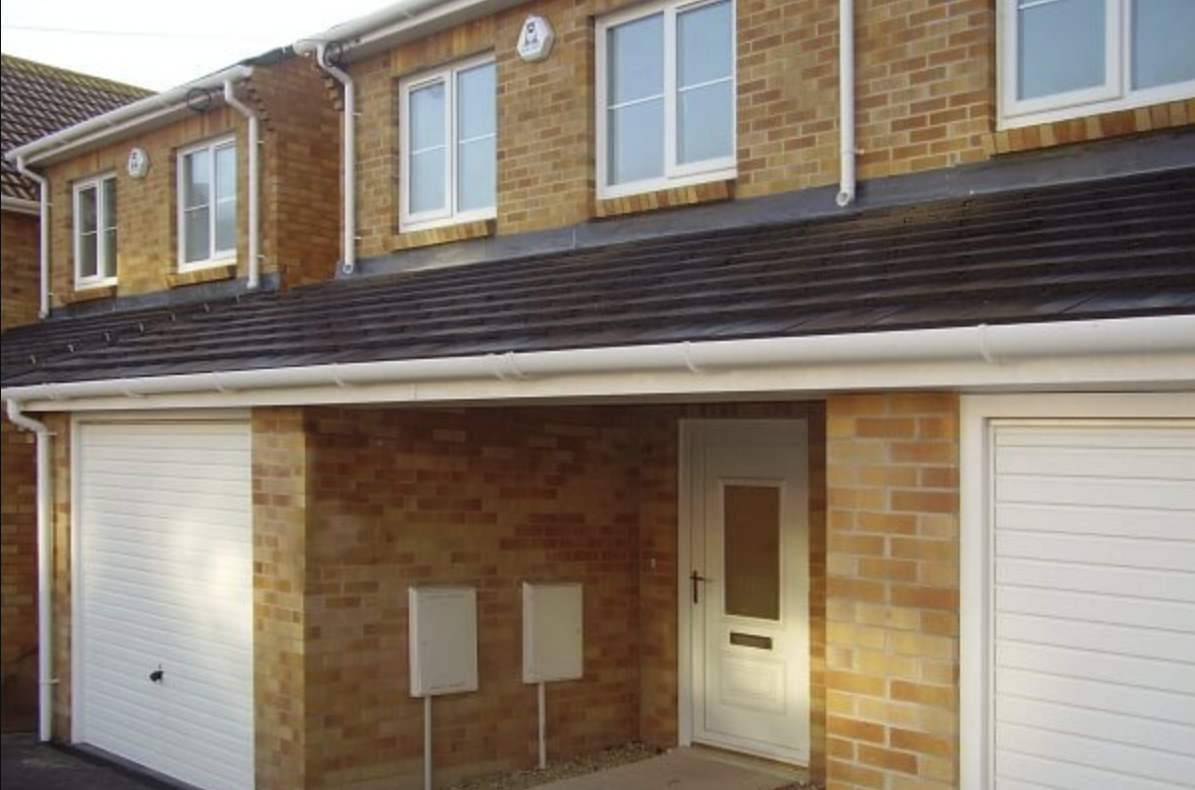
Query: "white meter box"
522 582 583 683
409 586 478 697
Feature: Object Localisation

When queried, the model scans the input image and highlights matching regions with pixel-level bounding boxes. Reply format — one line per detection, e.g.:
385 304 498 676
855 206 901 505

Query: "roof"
3 165 1194 390
1 54 151 202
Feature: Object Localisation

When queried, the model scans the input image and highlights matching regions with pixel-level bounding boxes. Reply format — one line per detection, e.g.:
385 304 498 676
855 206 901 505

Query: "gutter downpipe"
15 157 50 318
836 0 856 208
315 44 357 275
5 401 54 742
222 77 261 290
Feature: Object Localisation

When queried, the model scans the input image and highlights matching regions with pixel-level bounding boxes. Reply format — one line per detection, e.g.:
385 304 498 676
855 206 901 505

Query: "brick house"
2 2 1194 790
0 54 151 731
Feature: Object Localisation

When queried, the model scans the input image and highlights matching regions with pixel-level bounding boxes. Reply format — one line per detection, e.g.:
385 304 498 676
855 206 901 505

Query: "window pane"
608 99 664 185
607 13 664 105
410 82 446 152
102 227 117 278
78 186 98 234
184 149 211 209
1133 0 1195 89
215 145 236 201
409 149 446 214
457 62 495 142
184 208 210 263
102 178 117 231
679 80 733 165
78 233 98 279
215 198 235 253
678 0 733 89
723 485 780 621
1017 0 1105 100
458 137 496 212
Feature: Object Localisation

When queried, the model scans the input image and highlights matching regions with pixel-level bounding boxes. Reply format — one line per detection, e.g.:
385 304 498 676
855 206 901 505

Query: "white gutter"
312 44 357 275
294 0 506 62
1 195 40 215
4 401 54 742
14 157 50 318
5 64 254 167
836 0 856 207
222 79 261 290
4 317 1193 407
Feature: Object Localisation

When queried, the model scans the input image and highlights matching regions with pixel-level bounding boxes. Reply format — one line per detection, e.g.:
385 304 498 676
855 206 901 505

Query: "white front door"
684 420 810 764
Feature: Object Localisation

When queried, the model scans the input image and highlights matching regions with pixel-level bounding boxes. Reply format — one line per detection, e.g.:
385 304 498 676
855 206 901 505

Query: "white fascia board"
4 316 1194 413
5 65 254 168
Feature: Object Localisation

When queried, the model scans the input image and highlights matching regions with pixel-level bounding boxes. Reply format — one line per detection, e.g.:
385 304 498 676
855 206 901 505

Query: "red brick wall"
0 416 37 731
1 210 40 328
825 393 959 790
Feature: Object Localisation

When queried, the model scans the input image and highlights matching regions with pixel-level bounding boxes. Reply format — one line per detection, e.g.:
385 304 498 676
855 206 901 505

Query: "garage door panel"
996 475 1195 510
996 530 1194 572
996 502 1191 540
78 421 253 790
996 559 1194 602
995 612 1195 663
997 696 1195 755
997 587 1195 632
996 722 1195 785
996 446 1195 480
996 642 1195 695
994 425 1195 450
996 746 1185 790
997 668 1195 726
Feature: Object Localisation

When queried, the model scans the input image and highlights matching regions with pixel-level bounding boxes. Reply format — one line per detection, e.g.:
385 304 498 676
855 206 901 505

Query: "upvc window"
597 0 736 198
73 174 117 287
1001 0 1195 129
178 137 236 268
400 55 497 231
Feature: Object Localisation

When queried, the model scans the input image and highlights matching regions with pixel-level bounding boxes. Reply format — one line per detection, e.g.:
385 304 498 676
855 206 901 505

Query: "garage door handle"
149 667 164 683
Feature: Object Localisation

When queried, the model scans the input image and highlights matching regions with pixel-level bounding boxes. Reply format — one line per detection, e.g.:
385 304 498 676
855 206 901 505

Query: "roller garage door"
75 420 253 790
990 422 1195 790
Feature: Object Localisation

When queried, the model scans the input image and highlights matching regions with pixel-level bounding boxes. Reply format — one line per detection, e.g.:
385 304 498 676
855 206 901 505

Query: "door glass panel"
723 484 780 620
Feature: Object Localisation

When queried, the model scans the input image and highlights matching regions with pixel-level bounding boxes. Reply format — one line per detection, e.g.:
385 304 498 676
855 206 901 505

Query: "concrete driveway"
1 735 163 790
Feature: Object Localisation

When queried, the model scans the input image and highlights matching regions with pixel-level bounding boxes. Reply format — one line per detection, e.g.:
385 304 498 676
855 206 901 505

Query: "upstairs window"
73 174 117 287
597 0 736 198
1002 0 1195 128
178 137 236 268
400 55 497 231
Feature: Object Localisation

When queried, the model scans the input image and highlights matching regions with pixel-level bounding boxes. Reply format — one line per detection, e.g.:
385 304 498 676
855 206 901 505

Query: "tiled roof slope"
1 54 151 202
3 166 1194 389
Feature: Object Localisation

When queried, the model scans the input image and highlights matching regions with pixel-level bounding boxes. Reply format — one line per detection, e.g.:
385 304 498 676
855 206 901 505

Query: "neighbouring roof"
1 54 151 202
3 165 1194 389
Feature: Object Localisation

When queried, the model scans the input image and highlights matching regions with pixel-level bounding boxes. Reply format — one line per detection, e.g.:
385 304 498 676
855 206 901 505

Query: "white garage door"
76 420 253 790
991 422 1195 790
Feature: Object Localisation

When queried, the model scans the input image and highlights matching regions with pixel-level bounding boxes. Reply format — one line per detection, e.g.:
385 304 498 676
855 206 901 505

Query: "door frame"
958 392 1195 790
677 418 810 761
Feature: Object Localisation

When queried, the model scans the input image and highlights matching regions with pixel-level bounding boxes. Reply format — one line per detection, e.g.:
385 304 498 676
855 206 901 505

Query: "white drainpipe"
223 79 261 290
836 0 856 208
314 44 357 275
5 401 54 742
15 157 51 317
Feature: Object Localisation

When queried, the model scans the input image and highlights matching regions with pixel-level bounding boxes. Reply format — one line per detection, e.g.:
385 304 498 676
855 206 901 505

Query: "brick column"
252 408 309 790
825 393 959 790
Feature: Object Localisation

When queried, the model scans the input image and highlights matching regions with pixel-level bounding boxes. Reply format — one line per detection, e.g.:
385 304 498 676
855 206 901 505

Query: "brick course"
1 211 40 328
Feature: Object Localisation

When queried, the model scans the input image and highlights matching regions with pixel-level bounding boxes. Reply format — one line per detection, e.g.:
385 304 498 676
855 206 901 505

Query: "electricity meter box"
409 586 478 697
522 582 583 683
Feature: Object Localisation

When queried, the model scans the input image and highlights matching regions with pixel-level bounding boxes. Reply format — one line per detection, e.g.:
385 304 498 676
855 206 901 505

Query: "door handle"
691 570 712 604
149 666 164 683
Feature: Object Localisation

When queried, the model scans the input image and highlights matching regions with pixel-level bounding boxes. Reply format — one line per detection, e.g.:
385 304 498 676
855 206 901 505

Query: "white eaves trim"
3 65 254 168
1 195 39 215
4 315 1194 413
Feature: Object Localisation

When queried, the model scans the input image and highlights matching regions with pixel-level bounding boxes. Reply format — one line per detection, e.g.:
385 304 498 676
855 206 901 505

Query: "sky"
1 0 395 91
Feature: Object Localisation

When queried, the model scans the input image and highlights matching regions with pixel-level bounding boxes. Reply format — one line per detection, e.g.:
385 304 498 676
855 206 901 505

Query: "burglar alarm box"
522 582 583 683
409 586 478 696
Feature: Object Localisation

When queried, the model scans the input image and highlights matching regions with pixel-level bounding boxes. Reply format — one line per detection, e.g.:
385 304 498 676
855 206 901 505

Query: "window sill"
985 98 1193 157
594 178 735 219
60 283 117 305
393 218 496 252
168 263 237 288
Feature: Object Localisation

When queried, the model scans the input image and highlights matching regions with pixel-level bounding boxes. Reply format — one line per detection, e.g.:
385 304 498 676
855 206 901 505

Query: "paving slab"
1 734 163 790
530 747 803 790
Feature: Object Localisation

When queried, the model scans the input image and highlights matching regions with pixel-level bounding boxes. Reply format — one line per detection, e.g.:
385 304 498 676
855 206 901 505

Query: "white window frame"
176 136 237 270
72 173 118 288
596 0 737 200
1000 0 1195 129
399 53 497 232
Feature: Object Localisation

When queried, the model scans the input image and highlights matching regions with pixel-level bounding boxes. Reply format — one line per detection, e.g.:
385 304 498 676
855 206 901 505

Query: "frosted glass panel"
458 137 495 212
1018 0 1105 100
607 14 663 105
457 63 495 142
679 81 733 165
608 99 664 185
79 233 98 278
410 82 446 152
678 0 732 89
184 209 210 263
724 485 780 621
1133 0 1195 89
184 149 210 209
410 149 445 214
